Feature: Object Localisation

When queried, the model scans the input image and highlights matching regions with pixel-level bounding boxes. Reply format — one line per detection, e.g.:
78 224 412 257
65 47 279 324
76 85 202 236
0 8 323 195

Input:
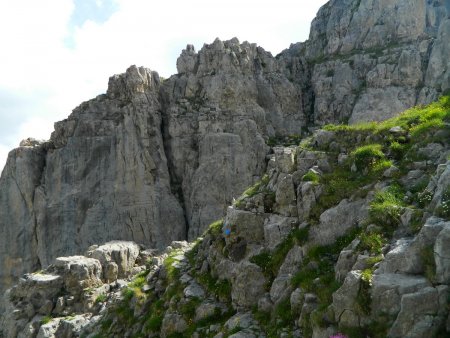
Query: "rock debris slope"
0 0 449 299
1 97 449 337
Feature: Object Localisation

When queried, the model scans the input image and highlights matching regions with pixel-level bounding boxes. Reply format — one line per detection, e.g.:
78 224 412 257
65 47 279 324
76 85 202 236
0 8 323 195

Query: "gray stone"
231 262 266 307
383 165 400 178
37 300 53 316
104 262 118 283
275 174 297 216
54 314 91 338
183 281 205 298
435 224 450 284
378 217 450 276
371 274 431 318
161 313 187 338
1 0 450 298
87 241 140 279
53 256 102 293
270 275 293 304
389 287 439 338
279 245 303 275
224 209 265 245
194 302 224 322
417 143 445 163
263 215 296 250
224 312 254 331
308 198 368 247
429 161 450 213
335 250 357 283
332 271 362 328
271 147 297 174
290 288 305 315
297 182 322 222
37 318 62 338
257 294 273 313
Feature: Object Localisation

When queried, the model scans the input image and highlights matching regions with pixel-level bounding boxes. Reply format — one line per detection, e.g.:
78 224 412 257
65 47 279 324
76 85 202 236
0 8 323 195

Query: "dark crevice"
32 144 50 273
158 87 190 241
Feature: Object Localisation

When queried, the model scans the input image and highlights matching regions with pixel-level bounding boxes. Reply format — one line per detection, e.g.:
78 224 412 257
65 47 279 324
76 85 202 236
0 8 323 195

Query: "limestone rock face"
1 0 450 296
165 38 304 238
0 143 47 296
280 0 450 124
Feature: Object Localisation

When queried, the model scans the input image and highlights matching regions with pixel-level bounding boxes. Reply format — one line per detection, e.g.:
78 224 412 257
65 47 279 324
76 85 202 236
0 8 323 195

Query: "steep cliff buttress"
0 0 449 295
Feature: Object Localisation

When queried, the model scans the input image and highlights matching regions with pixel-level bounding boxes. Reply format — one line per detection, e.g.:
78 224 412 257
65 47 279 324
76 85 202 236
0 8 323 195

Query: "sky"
0 0 328 172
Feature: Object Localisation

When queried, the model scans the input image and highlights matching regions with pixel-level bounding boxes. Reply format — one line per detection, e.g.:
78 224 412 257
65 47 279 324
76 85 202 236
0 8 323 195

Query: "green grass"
250 227 309 283
95 293 107 304
234 175 274 208
356 270 373 316
351 144 385 170
40 315 53 325
289 228 361 334
369 184 406 229
179 297 202 320
358 232 385 255
324 95 450 137
164 250 183 282
308 166 375 223
195 272 232 302
142 298 165 333
253 299 295 337
302 171 321 184
388 141 407 160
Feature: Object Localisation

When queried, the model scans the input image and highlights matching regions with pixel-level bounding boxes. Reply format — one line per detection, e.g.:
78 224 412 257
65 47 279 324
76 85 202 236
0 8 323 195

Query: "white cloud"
0 0 328 171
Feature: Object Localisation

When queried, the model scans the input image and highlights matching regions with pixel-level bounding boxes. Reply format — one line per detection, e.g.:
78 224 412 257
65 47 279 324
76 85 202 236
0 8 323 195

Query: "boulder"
263 215 296 250
435 224 450 283
52 256 102 293
160 313 187 338
388 287 440 338
297 182 322 222
308 198 368 247
87 241 140 279
275 174 297 216
279 245 304 275
231 262 266 307
371 274 431 318
332 271 363 328
224 209 265 245
270 275 293 304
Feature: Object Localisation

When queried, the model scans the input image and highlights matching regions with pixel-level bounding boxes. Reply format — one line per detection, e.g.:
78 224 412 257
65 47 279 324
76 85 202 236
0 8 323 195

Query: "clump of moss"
207 219 224 237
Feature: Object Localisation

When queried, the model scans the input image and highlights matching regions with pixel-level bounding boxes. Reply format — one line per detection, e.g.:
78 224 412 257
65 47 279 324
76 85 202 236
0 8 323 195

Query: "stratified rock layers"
0 0 449 293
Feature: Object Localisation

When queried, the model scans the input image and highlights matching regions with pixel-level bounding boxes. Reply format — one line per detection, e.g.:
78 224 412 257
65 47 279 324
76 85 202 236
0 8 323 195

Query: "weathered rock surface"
1 0 450 318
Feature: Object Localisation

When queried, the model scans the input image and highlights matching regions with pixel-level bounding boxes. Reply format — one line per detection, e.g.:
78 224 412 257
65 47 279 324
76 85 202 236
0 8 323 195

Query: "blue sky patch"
65 0 119 48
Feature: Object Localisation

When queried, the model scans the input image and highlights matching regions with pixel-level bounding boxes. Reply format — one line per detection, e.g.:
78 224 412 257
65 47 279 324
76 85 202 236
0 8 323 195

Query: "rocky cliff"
0 0 449 300
1 96 449 337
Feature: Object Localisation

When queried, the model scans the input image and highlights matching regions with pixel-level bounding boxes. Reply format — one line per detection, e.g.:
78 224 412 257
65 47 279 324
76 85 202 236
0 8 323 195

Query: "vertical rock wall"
1 0 449 294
